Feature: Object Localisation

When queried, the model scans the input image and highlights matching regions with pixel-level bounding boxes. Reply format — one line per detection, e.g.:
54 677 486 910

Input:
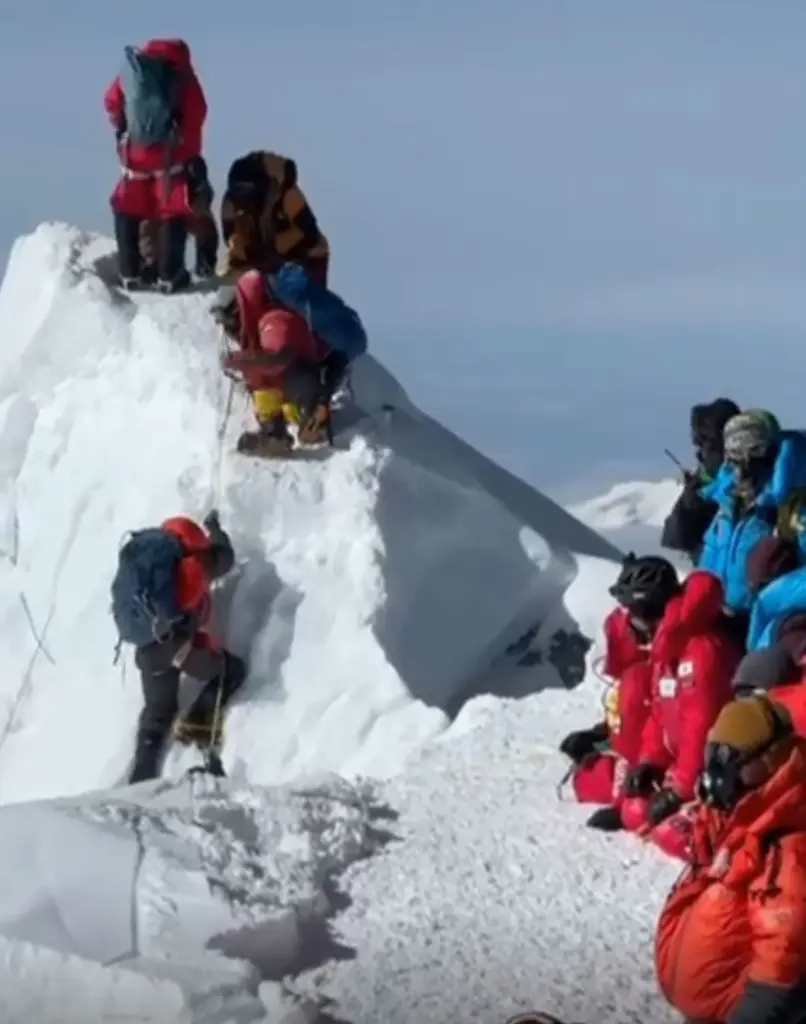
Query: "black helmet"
609 553 680 621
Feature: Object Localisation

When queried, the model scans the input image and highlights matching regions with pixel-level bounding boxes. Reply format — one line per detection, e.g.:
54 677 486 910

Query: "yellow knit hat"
707 694 792 754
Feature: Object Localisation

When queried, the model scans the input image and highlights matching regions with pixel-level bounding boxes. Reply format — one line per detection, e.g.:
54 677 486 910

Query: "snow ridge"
0 221 620 803
0 221 675 1023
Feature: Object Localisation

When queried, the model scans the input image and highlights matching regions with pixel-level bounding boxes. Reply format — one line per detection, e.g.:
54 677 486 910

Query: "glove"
586 805 623 832
203 509 221 535
623 762 665 798
559 724 607 764
647 787 683 826
221 351 245 373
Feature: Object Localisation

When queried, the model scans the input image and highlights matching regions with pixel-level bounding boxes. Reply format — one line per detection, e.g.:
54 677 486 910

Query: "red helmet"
161 515 210 552
161 516 211 614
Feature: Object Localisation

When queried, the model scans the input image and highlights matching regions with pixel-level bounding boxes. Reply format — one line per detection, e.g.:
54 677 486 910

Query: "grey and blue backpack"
111 528 188 648
267 263 368 362
119 46 182 147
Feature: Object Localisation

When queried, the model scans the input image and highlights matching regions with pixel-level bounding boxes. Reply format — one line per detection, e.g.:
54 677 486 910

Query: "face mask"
697 743 747 811
627 614 656 643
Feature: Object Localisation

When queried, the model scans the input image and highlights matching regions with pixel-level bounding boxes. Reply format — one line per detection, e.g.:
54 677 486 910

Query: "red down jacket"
104 39 207 220
602 607 653 765
637 571 741 799
225 269 328 392
571 608 652 807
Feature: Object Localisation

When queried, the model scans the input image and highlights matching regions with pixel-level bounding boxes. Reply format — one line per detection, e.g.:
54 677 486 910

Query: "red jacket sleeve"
665 637 728 799
603 609 641 678
104 77 124 130
613 662 653 765
176 72 207 161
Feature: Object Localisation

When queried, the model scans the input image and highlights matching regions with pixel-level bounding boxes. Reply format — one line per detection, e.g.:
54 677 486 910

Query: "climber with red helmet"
110 509 246 783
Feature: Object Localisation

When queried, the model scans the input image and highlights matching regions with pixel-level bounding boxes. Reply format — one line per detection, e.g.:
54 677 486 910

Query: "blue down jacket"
748 565 806 650
698 431 806 613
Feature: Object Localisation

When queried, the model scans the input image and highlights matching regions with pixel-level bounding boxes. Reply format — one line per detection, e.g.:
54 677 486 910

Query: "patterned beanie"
723 409 781 464
707 694 792 755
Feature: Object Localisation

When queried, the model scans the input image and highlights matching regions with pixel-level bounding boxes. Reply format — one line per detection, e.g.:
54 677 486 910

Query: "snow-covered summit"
0 222 686 1022
0 221 620 804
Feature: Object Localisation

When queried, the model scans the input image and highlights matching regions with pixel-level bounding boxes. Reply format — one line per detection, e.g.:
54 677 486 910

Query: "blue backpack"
111 528 188 648
120 46 182 147
268 263 368 361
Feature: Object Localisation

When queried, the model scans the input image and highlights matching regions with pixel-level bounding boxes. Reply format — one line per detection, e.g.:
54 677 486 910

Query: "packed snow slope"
0 221 621 804
0 222 688 1022
0 543 681 1024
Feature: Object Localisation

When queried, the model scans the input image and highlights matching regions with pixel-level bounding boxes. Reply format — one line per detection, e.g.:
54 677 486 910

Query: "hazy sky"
0 1 803 489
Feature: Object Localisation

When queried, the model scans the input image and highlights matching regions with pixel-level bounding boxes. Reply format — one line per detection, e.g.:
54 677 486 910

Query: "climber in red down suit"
104 38 209 292
559 560 655 832
619 559 742 860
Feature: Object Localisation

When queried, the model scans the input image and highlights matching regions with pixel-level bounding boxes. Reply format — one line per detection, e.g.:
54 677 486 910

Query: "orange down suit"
655 738 806 1023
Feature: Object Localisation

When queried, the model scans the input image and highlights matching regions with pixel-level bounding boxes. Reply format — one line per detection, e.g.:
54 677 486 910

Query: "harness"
119 162 186 180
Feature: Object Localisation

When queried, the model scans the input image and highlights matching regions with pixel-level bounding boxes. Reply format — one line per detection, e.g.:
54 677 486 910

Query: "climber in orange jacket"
655 694 806 1024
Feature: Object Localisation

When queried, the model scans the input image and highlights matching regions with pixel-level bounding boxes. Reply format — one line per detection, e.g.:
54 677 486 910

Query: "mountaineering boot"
114 212 143 286
193 215 219 280
156 218 191 294
128 732 166 784
297 402 332 446
187 156 219 279
158 269 192 295
237 413 294 456
282 362 336 447
119 276 145 292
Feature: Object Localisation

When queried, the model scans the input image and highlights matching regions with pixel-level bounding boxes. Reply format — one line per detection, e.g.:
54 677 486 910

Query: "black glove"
203 509 222 535
559 723 607 763
647 787 682 826
623 763 665 798
586 806 623 832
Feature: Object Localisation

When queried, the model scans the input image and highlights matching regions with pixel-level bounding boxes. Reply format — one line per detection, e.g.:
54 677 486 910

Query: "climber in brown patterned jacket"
219 151 330 284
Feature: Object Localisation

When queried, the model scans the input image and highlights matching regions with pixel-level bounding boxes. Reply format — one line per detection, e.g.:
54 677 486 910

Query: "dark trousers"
139 158 219 276
128 646 246 782
114 212 188 284
283 351 350 420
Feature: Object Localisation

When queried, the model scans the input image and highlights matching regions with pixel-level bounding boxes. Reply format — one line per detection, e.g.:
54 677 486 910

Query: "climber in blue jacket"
698 410 806 622
742 534 806 652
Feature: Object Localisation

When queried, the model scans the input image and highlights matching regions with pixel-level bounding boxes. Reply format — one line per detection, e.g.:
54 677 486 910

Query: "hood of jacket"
261 152 298 190
141 38 192 69
653 570 726 666
704 430 806 510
